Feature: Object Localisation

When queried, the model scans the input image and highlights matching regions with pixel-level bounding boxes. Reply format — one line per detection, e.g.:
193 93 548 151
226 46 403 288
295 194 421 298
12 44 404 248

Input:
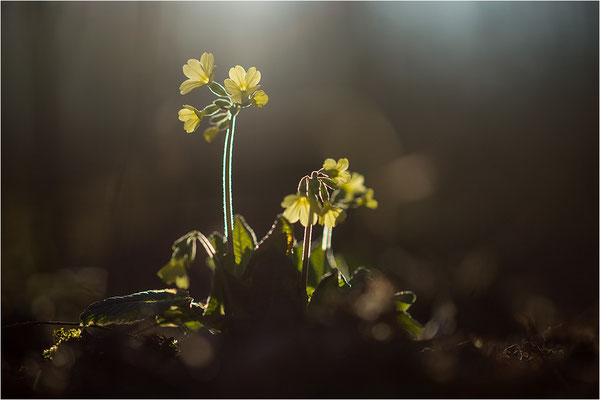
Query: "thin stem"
222 113 237 255
301 220 313 297
321 225 333 251
3 321 108 330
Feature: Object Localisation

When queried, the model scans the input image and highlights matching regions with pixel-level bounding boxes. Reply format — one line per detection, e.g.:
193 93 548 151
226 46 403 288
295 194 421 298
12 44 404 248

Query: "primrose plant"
71 52 422 342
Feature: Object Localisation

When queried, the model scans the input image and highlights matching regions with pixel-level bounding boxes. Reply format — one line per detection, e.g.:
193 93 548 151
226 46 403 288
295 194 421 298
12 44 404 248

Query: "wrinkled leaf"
393 291 417 312
157 257 190 289
232 215 258 274
209 231 227 257
156 302 205 332
158 231 215 288
80 289 192 326
308 246 327 288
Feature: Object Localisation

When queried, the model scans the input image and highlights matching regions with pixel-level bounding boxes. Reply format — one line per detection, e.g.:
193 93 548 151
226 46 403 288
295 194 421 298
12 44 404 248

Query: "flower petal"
323 158 337 170
252 90 269 108
180 79 206 95
224 79 240 95
281 194 299 208
336 158 349 172
200 52 214 74
183 116 200 133
178 108 195 121
229 65 246 86
245 67 261 88
183 59 204 80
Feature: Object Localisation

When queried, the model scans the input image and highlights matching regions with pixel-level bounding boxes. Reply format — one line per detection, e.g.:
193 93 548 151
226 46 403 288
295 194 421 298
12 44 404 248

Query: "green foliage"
157 257 190 289
155 302 205 332
306 269 348 322
157 231 216 289
397 311 423 340
79 215 422 339
80 289 192 326
394 291 417 312
232 215 258 275
307 267 422 338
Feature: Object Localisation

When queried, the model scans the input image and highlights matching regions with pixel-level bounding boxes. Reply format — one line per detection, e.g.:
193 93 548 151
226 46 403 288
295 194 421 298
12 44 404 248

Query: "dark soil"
2 315 598 398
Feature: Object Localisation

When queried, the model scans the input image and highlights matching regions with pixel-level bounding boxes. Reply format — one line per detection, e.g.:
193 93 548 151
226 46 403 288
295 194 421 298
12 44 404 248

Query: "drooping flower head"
178 105 204 133
224 66 267 107
357 188 378 209
339 172 368 201
319 202 346 228
180 53 215 95
281 194 319 227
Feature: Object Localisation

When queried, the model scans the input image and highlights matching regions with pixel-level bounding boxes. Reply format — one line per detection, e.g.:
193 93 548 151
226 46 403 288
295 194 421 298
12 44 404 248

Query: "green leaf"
210 113 229 124
80 289 192 326
209 231 227 257
206 231 226 271
240 216 304 318
202 266 227 330
232 215 258 273
214 99 231 109
393 291 417 312
209 81 229 98
309 246 326 288
202 103 221 116
306 269 348 322
157 257 190 289
156 302 205 332
397 311 423 340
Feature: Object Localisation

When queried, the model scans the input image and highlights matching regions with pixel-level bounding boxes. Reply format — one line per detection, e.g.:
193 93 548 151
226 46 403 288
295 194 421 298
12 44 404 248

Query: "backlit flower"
281 194 319 227
251 90 269 108
339 172 367 201
357 188 378 209
224 66 261 105
319 203 346 228
323 158 351 185
179 53 215 95
178 105 204 133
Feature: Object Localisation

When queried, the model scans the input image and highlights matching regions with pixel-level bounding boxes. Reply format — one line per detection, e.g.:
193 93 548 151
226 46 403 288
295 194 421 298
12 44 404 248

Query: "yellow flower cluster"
177 52 269 139
280 158 377 228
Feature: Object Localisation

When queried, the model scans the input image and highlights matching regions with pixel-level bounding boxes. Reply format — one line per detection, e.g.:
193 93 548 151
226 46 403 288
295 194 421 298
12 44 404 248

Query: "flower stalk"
321 225 333 251
301 214 314 297
223 112 237 254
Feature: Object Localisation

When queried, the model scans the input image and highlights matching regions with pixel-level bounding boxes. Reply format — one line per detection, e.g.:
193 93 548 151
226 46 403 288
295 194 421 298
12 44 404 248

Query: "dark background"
2 2 598 339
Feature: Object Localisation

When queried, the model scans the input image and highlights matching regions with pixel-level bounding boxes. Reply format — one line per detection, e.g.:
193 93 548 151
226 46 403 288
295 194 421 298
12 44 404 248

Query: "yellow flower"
357 188 378 209
179 53 215 95
339 172 367 201
224 65 261 105
323 158 351 185
281 194 319 227
319 203 346 228
251 90 269 108
178 105 204 133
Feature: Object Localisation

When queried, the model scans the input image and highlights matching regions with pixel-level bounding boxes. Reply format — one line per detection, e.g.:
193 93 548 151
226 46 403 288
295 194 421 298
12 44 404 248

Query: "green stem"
321 225 333 251
301 219 313 298
222 113 237 254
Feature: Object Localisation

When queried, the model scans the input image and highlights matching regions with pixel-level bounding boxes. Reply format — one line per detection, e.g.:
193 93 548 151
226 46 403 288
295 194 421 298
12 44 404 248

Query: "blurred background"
2 2 598 340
